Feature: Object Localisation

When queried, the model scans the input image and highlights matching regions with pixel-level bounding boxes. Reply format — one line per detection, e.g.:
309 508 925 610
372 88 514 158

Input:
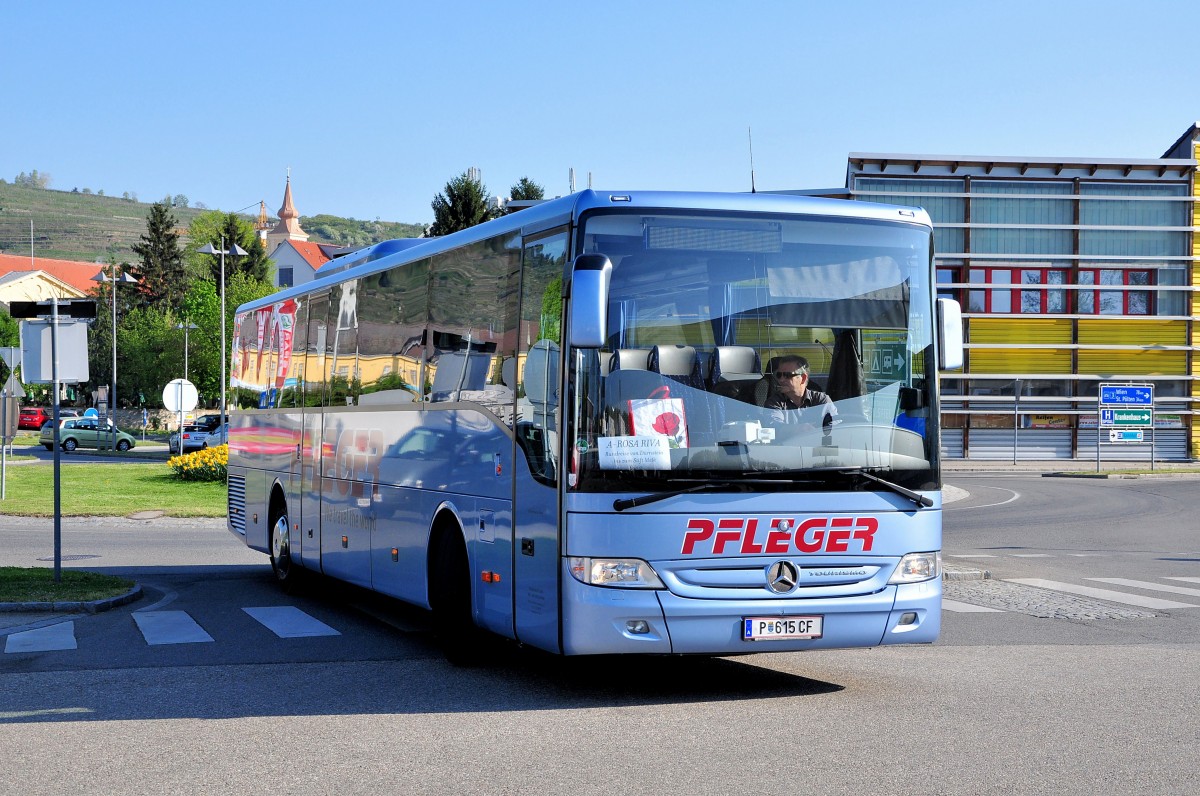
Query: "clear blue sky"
3 1 1198 226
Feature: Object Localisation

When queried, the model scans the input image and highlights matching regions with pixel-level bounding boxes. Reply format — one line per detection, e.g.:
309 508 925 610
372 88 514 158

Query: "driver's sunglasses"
773 371 803 380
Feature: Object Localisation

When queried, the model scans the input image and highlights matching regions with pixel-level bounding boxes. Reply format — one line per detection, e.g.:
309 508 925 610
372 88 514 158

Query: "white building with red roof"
270 239 351 288
0 252 95 307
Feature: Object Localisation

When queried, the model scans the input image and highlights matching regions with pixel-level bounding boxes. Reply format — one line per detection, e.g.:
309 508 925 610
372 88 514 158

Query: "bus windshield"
571 210 940 493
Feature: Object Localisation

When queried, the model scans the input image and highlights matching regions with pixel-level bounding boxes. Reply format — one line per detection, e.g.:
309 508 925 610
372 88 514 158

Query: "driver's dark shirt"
762 387 832 412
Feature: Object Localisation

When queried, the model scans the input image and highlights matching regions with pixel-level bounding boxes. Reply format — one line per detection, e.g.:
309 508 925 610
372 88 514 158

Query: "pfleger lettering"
681 517 878 555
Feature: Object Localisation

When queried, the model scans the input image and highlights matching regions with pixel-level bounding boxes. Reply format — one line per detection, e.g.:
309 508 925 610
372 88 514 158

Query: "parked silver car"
169 421 229 454
169 425 211 454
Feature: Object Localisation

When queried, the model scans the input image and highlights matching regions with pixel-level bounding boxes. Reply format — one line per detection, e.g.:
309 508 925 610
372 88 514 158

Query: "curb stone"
943 564 989 582
0 583 142 614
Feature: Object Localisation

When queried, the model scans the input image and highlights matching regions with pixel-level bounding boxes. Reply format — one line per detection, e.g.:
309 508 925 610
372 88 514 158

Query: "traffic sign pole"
1098 382 1155 472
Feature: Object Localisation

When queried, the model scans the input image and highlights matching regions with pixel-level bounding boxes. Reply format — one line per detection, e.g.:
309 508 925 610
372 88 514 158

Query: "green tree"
179 272 275 403
428 171 500 236
189 211 271 283
509 177 545 203
86 261 144 407
129 202 187 312
14 170 51 189
0 307 18 392
0 307 19 347
104 306 180 409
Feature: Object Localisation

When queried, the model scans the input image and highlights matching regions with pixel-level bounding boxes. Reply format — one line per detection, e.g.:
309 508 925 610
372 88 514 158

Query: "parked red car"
18 407 50 431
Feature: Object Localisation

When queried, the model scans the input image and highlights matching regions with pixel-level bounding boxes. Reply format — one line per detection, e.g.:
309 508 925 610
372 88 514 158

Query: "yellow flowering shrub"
168 444 229 482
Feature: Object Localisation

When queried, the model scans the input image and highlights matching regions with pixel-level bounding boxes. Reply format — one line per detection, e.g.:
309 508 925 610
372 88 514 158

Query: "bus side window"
517 228 567 485
328 280 359 407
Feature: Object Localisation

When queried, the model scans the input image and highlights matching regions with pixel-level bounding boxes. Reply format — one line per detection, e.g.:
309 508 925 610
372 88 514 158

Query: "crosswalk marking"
3 606 346 653
132 611 215 645
942 599 1004 613
1006 578 1199 610
243 606 341 638
1087 578 1200 599
1166 577 1200 584
4 621 77 653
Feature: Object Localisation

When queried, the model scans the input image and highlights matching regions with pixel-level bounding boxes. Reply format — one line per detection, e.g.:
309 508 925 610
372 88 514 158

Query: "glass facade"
849 152 1196 461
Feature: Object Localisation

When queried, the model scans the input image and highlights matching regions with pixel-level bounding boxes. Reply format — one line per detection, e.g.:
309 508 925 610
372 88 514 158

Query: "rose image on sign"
652 412 680 437
629 397 688 448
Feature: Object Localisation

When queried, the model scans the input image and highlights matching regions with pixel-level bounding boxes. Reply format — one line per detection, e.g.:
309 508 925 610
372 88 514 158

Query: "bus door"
297 291 331 571
511 229 568 652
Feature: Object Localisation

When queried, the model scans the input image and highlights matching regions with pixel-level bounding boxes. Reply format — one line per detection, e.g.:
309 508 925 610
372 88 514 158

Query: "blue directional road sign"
1099 408 1153 428
1099 384 1153 406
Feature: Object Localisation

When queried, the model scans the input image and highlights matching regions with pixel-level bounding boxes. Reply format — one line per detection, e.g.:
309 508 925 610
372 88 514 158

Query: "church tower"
265 174 309 254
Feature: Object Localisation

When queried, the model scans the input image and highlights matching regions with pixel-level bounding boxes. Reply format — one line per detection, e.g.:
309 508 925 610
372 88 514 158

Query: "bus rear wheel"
431 527 480 665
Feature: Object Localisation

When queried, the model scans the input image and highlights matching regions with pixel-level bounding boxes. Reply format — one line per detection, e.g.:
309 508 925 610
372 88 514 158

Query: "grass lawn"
0 462 226 517
0 566 135 602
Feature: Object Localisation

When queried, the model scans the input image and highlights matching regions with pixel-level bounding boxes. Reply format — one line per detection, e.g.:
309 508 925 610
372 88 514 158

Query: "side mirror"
937 298 964 371
568 254 612 349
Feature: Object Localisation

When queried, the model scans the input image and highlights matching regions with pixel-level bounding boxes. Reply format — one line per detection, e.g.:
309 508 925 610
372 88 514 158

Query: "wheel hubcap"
271 517 290 568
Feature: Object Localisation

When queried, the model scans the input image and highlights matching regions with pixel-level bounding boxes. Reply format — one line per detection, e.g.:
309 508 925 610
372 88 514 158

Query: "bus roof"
235 189 933 315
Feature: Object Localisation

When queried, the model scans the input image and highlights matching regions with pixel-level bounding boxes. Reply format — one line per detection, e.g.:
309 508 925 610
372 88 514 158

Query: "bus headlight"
888 552 941 584
568 557 664 589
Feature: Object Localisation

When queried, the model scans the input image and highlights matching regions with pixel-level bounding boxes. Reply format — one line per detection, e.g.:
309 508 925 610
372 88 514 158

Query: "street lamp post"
175 320 198 381
91 264 137 451
197 238 247 436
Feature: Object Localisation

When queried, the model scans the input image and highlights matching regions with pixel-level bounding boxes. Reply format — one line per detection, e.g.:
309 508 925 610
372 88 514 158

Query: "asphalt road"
1 475 1197 795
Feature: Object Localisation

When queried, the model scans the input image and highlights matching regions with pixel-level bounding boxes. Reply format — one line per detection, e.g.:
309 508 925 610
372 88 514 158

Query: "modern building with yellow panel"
842 123 1198 461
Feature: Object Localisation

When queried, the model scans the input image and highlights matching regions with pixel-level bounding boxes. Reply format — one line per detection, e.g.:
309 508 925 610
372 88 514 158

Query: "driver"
759 355 836 429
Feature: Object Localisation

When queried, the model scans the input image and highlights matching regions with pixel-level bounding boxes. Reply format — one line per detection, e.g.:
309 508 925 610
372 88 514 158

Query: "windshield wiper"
825 466 934 509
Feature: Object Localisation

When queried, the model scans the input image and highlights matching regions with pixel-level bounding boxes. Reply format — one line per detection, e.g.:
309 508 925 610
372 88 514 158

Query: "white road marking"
1087 578 1200 599
942 600 1004 613
947 554 998 559
945 485 1021 511
4 621 77 653
1006 579 1199 610
132 611 214 645
133 582 179 612
243 606 340 638
1166 577 1200 584
1012 554 1053 558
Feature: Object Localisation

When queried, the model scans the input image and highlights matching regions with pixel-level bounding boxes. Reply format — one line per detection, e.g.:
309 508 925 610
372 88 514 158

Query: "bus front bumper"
561 577 941 656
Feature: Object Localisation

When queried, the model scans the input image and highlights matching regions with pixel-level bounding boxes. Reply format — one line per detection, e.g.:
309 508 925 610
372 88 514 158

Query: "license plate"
743 616 823 641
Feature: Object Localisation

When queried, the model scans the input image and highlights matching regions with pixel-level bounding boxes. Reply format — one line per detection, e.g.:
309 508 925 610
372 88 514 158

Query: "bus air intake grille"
228 474 247 535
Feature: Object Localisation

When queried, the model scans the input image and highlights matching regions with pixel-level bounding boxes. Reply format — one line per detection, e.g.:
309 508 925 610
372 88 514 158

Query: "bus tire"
430 525 480 665
269 499 302 592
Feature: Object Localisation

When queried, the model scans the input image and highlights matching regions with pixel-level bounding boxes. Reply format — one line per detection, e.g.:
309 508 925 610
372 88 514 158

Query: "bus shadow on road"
334 579 846 705
488 650 846 704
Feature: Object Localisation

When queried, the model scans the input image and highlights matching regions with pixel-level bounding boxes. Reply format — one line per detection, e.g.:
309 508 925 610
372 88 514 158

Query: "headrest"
650 345 698 377
611 348 651 371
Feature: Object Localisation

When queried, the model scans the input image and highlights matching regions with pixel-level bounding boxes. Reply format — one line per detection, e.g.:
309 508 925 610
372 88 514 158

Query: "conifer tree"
429 171 500 235
129 201 187 312
509 177 545 202
217 212 270 283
